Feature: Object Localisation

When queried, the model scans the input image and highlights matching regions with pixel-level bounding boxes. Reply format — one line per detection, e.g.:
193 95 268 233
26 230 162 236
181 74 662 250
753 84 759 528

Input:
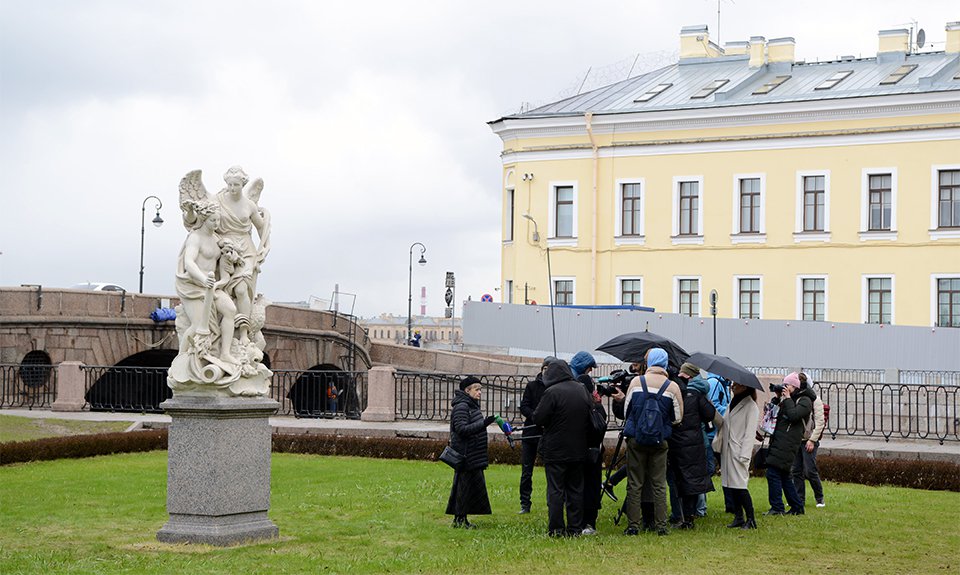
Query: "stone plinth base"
157 395 280 546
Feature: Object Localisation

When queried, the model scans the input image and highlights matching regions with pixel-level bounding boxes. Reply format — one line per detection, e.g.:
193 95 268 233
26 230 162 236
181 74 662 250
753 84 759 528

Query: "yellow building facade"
491 22 960 327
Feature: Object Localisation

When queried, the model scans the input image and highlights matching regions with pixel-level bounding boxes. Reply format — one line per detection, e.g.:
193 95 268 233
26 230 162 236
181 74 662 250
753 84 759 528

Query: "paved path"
4 408 958 463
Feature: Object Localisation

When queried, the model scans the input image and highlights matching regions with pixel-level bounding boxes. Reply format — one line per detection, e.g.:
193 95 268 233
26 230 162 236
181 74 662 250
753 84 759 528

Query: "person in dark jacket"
764 372 815 516
668 363 723 529
570 351 605 535
446 376 498 528
533 359 593 536
517 356 553 514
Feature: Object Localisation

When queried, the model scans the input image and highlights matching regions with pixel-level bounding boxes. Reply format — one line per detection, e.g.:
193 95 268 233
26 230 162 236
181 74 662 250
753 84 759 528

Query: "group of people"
444 349 826 536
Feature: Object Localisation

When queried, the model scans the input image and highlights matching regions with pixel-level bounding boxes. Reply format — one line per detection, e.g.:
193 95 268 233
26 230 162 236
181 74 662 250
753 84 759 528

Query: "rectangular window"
634 83 672 103
937 278 960 328
867 277 892 324
679 181 699 235
753 75 791 95
868 174 892 231
939 170 960 228
691 79 729 99
554 280 573 306
739 178 761 233
802 278 826 321
803 175 825 231
815 70 853 90
555 185 574 238
621 183 642 236
679 279 699 317
880 64 917 85
621 279 642 306
504 280 513 304
738 278 761 319
505 189 514 241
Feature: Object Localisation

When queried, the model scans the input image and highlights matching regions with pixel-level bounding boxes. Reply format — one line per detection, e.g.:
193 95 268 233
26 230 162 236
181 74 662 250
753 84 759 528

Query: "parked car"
71 282 127 292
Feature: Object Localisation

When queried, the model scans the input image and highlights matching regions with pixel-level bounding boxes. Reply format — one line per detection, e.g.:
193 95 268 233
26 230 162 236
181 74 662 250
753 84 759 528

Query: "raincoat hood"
542 359 576 387
569 351 597 378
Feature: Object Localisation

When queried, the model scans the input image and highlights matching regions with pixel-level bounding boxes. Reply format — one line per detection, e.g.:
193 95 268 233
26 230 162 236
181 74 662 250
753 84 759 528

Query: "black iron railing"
0 363 58 409
271 369 367 419
83 365 171 413
814 382 959 444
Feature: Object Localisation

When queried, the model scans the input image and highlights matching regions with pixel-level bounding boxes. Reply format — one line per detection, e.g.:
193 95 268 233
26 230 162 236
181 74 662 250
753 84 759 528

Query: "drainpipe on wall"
585 112 599 305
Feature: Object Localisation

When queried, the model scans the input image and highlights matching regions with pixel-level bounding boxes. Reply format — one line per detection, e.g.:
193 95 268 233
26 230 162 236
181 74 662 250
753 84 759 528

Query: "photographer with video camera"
764 372 815 516
517 356 553 515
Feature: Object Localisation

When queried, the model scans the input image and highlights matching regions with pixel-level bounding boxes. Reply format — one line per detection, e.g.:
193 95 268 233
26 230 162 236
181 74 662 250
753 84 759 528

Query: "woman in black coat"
667 367 722 529
446 376 497 528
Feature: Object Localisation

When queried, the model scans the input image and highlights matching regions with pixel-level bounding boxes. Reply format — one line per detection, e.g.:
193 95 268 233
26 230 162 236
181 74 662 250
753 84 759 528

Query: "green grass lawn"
0 414 131 443
1 452 957 575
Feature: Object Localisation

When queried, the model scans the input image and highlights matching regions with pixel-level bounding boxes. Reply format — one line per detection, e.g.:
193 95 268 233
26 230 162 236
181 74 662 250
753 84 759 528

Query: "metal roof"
506 51 960 119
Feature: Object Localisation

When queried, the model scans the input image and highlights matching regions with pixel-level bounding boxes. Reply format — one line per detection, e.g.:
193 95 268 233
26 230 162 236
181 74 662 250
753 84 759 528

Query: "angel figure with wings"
169 166 272 396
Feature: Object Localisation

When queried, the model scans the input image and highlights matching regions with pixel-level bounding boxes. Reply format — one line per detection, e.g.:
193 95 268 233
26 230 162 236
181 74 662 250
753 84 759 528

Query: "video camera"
596 369 631 397
769 383 785 395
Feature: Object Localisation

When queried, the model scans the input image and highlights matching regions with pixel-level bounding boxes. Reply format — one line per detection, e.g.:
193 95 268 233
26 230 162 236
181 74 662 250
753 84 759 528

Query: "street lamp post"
522 214 557 357
710 289 718 354
407 242 427 345
139 196 164 293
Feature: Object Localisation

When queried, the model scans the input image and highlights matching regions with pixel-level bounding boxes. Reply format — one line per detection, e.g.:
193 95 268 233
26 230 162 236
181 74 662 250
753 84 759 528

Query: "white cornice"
491 91 960 142
500 127 960 164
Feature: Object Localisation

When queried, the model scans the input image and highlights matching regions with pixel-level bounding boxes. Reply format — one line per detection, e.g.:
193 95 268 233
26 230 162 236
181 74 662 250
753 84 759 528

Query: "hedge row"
3 431 958 492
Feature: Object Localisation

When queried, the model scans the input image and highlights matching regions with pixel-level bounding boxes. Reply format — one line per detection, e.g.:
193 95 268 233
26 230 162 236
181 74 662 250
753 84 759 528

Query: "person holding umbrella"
714 378 761 529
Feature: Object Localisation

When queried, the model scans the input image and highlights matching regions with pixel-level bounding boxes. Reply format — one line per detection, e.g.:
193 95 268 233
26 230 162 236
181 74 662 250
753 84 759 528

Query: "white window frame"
504 279 513 304
548 181 578 247
861 274 895 325
795 170 831 242
859 167 898 241
615 178 646 245
673 275 702 317
931 273 960 327
552 276 576 306
731 173 766 243
732 275 763 320
796 275 829 321
672 176 705 245
931 164 960 240
616 276 644 306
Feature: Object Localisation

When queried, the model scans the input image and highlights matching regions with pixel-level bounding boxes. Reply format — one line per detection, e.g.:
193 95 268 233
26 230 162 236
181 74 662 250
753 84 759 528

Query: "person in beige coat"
714 382 760 529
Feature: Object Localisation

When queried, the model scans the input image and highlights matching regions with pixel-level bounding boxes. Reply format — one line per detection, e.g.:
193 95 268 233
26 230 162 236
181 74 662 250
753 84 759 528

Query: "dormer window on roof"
753 75 792 95
691 79 729 99
880 64 918 85
815 70 853 90
634 83 673 103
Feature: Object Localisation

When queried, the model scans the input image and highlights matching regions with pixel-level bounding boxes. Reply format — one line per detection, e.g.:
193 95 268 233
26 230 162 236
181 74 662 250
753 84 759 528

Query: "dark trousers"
766 465 803 513
791 441 824 506
544 461 584 535
582 454 603 528
723 486 755 522
519 436 540 509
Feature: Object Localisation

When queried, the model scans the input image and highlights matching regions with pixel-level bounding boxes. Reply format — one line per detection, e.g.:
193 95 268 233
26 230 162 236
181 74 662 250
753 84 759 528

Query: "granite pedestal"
157 395 280 546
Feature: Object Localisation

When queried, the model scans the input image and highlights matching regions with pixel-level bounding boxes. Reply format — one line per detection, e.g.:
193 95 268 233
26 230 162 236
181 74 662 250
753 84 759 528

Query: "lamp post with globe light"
139 196 164 293
407 242 427 345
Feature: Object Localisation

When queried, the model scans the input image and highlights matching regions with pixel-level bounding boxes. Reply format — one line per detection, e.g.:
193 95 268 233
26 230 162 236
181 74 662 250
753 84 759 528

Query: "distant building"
362 313 463 348
489 22 960 327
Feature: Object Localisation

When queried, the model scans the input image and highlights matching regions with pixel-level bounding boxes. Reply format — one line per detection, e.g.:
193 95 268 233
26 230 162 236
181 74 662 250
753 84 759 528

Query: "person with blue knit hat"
568 351 605 535
621 347 683 536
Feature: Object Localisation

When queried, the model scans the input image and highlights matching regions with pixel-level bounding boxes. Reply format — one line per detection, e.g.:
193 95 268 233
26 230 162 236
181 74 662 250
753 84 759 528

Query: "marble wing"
179 170 211 229
246 178 264 205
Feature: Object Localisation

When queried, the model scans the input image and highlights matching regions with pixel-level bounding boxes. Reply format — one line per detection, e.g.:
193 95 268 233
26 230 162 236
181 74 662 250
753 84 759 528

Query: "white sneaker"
581 526 597 535
816 501 826 508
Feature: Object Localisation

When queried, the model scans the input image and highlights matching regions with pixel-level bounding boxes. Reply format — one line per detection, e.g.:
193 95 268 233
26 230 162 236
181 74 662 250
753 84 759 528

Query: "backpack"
623 376 672 445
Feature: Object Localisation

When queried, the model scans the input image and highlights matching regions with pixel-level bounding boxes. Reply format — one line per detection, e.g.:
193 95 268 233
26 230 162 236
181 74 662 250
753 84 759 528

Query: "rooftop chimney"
878 28 909 62
723 41 750 56
947 21 960 54
767 37 796 64
680 25 723 60
749 36 767 68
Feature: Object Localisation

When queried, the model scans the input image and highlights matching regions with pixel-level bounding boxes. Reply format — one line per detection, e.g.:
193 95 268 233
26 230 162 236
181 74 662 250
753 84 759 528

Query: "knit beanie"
646 348 669 369
460 376 482 391
569 351 597 377
679 362 700 378
783 372 801 389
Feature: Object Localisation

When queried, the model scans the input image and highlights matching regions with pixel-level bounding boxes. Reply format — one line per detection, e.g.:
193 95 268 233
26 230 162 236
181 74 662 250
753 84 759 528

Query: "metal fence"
83 365 172 413
814 381 959 444
0 363 58 409
271 369 367 419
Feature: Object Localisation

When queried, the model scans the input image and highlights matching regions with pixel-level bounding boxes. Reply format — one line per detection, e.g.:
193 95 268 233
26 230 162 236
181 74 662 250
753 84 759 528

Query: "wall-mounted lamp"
521 213 540 242
522 173 535 181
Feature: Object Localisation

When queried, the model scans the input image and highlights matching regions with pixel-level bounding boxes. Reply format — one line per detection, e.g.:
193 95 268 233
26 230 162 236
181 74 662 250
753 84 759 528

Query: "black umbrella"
596 331 690 371
686 352 762 390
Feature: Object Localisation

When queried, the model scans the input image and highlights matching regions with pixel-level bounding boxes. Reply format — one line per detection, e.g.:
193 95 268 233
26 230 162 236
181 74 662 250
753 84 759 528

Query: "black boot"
727 515 745 528
741 518 758 529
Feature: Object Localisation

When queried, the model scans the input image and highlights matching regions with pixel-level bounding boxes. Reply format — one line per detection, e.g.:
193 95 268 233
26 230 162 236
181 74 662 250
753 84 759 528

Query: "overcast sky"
0 1 955 318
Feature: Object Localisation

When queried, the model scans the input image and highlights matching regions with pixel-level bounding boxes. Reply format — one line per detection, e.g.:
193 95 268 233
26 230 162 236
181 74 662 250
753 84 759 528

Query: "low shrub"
271 433 524 465
0 430 168 465
817 454 960 491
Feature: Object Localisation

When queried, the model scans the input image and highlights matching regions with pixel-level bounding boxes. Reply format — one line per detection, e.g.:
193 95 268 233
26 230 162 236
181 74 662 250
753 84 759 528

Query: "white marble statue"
168 166 273 397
